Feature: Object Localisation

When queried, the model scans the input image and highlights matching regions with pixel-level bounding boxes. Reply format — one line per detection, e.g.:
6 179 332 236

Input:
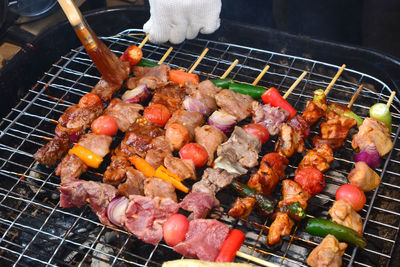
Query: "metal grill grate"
0 29 400 267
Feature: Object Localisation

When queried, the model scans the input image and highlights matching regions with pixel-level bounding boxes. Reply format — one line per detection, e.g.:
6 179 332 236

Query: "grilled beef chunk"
126 65 170 90
215 89 253 121
118 168 146 197
275 123 305 158
179 192 218 220
104 153 131 185
348 161 381 192
329 200 363 234
186 80 221 112
77 133 112 158
165 110 205 140
173 219 229 261
145 136 173 169
104 98 143 132
352 117 393 157
194 125 227 166
164 154 196 180
150 83 187 113
124 195 179 245
192 168 237 196
217 126 262 169
144 177 177 202
307 234 347 267
56 154 87 184
267 212 294 245
33 132 71 166
228 197 257 219
251 102 290 136
58 180 118 225
91 77 125 103
297 144 334 174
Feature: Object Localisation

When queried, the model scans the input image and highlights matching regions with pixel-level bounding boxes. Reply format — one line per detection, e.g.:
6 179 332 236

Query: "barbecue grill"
1 6 400 267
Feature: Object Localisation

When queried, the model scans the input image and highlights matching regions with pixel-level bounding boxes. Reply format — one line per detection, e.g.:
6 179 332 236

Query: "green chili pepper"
230 180 276 215
329 103 364 127
228 83 266 99
210 78 232 89
313 89 326 104
280 202 306 220
370 103 392 133
306 218 367 248
136 59 158 67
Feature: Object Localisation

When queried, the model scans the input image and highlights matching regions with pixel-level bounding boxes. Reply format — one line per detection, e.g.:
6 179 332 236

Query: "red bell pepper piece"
214 229 245 262
261 87 297 119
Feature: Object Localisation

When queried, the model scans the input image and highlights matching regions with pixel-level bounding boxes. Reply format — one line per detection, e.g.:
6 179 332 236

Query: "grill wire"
0 29 400 267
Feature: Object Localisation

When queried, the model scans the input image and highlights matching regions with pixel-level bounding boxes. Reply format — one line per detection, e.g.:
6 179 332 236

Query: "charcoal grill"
1 6 400 267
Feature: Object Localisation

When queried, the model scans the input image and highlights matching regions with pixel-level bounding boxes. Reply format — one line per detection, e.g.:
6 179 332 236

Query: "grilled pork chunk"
302 100 326 126
145 136 173 169
149 83 187 113
307 234 347 267
192 168 237 196
279 179 311 211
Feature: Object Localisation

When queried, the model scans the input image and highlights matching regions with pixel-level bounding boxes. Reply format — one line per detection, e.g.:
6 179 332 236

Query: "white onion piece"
122 84 149 103
208 110 237 134
354 145 380 168
183 96 210 115
106 196 129 227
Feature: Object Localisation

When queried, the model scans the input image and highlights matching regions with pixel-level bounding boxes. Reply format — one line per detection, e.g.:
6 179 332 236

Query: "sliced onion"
354 145 380 168
122 84 149 103
106 196 129 227
208 110 237 134
183 96 210 115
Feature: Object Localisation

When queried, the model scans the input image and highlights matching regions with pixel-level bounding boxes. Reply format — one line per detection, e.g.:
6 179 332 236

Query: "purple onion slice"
122 84 149 103
106 196 129 227
183 96 210 115
354 145 380 168
207 110 237 134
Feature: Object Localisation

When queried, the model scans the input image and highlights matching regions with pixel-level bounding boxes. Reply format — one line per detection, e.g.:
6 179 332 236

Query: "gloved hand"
143 0 222 44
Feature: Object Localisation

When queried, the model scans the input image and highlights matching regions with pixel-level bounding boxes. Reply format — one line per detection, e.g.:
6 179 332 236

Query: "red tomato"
91 115 118 136
179 143 208 167
143 104 171 127
78 93 102 107
336 184 366 212
163 214 189 246
242 123 270 143
294 167 325 195
121 45 143 66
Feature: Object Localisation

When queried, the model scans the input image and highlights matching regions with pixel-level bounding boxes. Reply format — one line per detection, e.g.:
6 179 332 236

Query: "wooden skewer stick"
158 47 173 65
347 84 364 108
236 251 279 267
252 65 270 86
188 48 209 73
387 91 396 107
283 71 308 99
221 59 239 79
138 34 149 49
324 64 346 95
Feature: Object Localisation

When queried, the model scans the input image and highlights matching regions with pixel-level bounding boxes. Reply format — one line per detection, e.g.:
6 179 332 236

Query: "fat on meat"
144 177 177 202
123 195 179 245
78 133 112 158
215 89 253 121
104 98 143 132
173 219 229 261
195 125 227 166
179 192 218 220
58 180 118 225
217 126 262 169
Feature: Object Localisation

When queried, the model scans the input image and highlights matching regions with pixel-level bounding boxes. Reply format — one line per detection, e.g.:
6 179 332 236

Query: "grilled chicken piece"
104 98 143 132
247 159 280 196
275 124 305 158
186 80 221 112
302 100 326 126
329 200 363 234
192 168 237 196
56 154 87 184
228 197 257 219
78 133 112 158
262 153 289 180
348 161 381 192
297 144 334 173
352 117 393 157
165 110 205 140
215 89 253 121
164 154 196 180
251 102 289 136
126 64 170 90
144 177 177 202
267 212 295 245
195 125 227 166
118 168 146 197
149 83 187 113
321 111 357 139
145 136 173 169
279 179 311 211
307 234 347 267
104 153 131 185
217 126 262 169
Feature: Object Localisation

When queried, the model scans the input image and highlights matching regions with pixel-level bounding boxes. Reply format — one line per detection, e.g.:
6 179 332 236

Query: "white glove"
143 0 222 44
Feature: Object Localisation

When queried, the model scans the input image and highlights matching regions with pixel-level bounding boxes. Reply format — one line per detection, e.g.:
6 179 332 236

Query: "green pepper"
230 180 276 215
370 103 392 133
313 89 326 104
306 218 367 248
210 78 232 89
136 59 158 67
228 83 266 99
329 103 364 127
280 202 306 221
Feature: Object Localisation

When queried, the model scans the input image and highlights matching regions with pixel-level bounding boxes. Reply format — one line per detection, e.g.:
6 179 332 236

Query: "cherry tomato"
166 123 190 151
143 104 171 127
179 143 208 168
121 45 143 66
163 214 189 246
294 167 325 195
242 123 270 143
336 184 366 212
91 115 118 136
78 93 102 107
